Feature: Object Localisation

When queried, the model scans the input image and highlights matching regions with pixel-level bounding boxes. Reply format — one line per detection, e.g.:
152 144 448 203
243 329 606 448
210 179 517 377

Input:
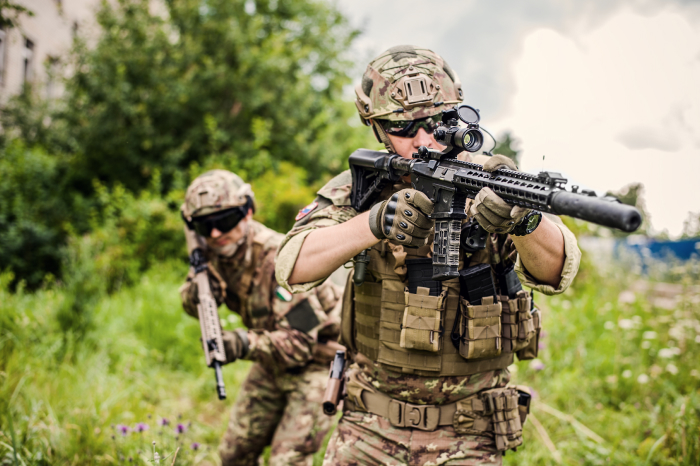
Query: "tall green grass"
1 257 698 464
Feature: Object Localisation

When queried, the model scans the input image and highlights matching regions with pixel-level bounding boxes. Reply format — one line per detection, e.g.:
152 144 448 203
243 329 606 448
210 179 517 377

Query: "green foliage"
493 131 521 166
0 141 82 289
0 0 33 29
57 0 368 193
2 261 698 464
606 182 652 237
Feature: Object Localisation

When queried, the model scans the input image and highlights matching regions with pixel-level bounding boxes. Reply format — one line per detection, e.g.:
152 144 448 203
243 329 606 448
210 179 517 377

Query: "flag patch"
295 201 318 221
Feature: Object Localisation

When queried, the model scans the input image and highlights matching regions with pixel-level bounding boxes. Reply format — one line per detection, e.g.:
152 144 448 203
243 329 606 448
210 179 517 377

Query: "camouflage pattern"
275 166 581 463
355 45 463 123
182 169 255 218
220 362 332 466
322 410 501 466
180 209 342 463
181 220 342 369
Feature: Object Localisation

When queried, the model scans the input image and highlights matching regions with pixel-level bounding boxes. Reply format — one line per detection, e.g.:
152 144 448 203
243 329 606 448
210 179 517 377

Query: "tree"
492 131 521 166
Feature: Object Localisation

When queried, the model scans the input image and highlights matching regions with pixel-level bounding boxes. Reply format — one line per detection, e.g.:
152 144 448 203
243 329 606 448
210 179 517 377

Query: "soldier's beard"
212 223 249 257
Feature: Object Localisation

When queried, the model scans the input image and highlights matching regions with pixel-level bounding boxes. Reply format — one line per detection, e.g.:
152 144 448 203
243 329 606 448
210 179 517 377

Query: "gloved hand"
368 188 434 247
223 329 249 363
185 266 227 308
469 155 531 234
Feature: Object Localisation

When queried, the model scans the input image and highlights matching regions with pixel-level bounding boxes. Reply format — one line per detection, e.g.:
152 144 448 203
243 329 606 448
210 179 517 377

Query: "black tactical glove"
368 188 434 247
469 155 531 234
222 329 249 363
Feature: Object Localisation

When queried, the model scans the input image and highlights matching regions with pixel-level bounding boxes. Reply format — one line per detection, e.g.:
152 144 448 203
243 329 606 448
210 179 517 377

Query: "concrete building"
0 0 100 102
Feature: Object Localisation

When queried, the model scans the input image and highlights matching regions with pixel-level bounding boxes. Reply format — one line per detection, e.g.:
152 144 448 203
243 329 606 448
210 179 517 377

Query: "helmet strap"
370 120 396 153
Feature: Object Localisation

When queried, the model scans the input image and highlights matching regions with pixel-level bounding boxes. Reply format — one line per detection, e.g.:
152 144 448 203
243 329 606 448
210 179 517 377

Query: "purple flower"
529 359 545 371
538 341 545 350
191 442 200 451
175 423 187 434
159 418 169 426
539 331 547 340
134 422 149 433
117 424 129 436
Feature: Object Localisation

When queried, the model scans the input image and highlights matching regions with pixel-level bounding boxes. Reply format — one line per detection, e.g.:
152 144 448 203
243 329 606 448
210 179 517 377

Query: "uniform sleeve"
242 281 343 368
179 269 199 319
275 170 358 294
514 214 581 295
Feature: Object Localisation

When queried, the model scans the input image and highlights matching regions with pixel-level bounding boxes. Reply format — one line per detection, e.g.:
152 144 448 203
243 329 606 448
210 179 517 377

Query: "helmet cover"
182 169 255 219
355 45 463 124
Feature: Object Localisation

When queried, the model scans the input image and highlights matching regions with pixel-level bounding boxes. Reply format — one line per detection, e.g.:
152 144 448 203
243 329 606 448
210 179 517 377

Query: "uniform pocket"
458 296 502 359
399 287 446 352
501 291 535 354
516 307 541 361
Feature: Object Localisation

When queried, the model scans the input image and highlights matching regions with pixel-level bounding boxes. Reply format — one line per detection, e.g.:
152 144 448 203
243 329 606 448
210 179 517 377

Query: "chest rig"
347 221 541 377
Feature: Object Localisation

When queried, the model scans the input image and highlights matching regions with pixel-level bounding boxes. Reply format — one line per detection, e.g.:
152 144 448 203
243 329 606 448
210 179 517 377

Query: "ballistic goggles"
375 114 442 138
188 206 248 237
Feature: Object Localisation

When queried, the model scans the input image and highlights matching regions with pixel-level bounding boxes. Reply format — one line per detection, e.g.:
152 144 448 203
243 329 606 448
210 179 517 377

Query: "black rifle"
349 105 642 281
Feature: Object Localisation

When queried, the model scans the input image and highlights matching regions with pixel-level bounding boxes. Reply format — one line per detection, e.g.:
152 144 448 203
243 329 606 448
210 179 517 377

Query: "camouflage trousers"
219 362 332 466
322 410 501 466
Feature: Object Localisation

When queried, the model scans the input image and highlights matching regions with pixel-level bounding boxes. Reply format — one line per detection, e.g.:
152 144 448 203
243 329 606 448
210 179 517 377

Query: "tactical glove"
469 155 531 234
222 329 249 363
184 266 227 309
368 188 434 247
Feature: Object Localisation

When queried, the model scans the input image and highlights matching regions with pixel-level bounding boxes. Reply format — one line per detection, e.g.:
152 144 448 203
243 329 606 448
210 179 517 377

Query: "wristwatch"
511 210 542 236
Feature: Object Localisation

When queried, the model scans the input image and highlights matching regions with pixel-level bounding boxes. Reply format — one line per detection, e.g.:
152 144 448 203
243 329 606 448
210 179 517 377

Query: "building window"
23 37 34 83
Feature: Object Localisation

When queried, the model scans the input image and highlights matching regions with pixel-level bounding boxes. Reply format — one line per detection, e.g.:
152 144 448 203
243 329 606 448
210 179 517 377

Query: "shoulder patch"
295 201 318 221
285 299 321 333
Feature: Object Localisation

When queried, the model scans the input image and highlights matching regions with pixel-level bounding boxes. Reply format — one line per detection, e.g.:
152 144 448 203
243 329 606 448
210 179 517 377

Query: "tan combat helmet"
181 169 255 221
355 45 463 150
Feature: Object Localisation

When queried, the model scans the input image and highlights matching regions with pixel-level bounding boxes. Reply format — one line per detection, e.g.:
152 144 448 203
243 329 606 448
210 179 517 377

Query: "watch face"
525 212 542 233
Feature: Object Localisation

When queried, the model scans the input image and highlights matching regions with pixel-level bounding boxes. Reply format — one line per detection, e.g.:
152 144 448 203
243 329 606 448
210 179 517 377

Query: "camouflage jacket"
180 220 342 371
275 164 581 404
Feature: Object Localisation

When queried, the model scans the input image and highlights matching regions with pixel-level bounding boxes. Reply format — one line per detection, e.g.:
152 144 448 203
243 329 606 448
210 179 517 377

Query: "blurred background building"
0 0 98 102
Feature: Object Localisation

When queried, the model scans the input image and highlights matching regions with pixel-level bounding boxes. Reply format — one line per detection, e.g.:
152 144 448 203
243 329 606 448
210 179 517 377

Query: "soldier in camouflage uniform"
275 46 582 465
179 170 343 466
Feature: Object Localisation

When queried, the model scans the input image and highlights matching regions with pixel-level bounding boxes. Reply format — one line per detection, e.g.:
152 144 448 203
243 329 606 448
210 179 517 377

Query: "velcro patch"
285 299 320 333
295 201 318 221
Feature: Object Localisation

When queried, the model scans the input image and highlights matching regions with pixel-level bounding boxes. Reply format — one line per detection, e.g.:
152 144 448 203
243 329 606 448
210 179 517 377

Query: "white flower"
618 319 635 330
606 375 618 384
642 331 657 340
561 300 572 310
658 348 677 358
622 370 632 378
666 364 679 375
696 335 700 344
618 291 636 304
691 369 700 378
637 374 650 384
641 341 651 349
604 321 615 330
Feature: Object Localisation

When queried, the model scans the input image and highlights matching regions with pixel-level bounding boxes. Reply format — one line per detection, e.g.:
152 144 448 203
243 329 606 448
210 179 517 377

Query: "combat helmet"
355 45 463 150
181 169 255 221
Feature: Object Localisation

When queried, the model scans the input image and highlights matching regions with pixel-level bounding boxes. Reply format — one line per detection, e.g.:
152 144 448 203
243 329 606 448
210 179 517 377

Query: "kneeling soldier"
180 169 342 466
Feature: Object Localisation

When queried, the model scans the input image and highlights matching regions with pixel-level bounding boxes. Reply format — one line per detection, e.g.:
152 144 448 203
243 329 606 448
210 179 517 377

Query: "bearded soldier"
179 169 342 466
275 46 581 465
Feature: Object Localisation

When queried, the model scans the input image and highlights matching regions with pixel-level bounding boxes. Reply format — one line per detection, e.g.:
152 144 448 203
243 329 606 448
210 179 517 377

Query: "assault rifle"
184 228 227 400
349 105 642 281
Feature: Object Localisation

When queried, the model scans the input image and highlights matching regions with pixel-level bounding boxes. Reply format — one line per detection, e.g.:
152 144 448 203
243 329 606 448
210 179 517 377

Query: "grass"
1 257 698 465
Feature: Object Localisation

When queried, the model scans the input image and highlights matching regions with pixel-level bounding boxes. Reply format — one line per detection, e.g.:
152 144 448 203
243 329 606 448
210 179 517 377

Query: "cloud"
616 126 681 152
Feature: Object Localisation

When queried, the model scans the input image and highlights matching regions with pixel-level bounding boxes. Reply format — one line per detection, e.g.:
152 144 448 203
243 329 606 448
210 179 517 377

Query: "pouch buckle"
481 392 496 416
388 400 440 431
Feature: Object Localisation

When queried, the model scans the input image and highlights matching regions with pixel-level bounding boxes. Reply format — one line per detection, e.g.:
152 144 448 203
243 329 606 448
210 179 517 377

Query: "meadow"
1 254 699 465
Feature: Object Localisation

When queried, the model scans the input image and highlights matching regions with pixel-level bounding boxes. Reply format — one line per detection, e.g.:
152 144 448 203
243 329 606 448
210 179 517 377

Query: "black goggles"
375 114 442 138
190 206 247 237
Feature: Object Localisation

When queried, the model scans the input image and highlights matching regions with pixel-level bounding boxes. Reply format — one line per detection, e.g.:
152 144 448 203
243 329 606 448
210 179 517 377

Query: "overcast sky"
334 0 700 237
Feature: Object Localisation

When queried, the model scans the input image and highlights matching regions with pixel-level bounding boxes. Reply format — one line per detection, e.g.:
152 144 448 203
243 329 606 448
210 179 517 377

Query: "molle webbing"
353 276 514 377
